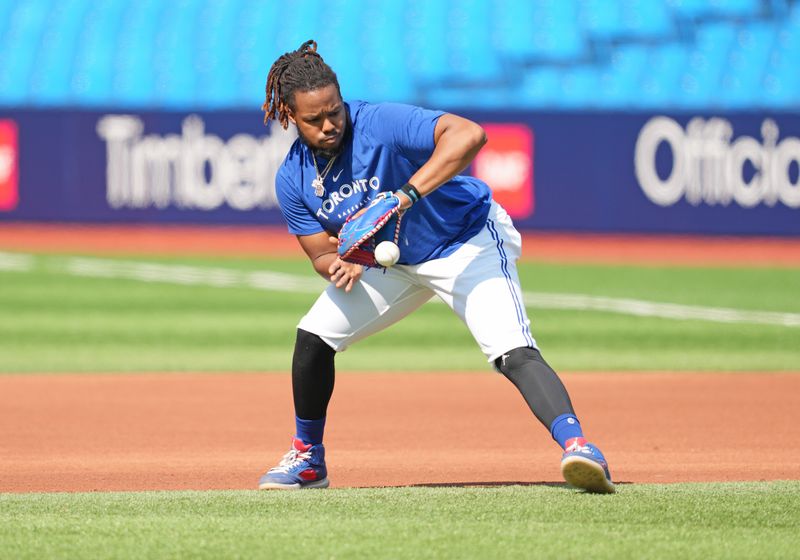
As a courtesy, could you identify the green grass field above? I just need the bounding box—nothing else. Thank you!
[2,249,799,558]
[2,483,798,559]
[1,251,798,373]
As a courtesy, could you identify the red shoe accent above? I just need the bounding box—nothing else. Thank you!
[299,468,319,481]
[292,437,312,452]
[564,437,587,452]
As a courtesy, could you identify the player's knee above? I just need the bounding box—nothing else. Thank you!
[494,346,543,376]
[295,328,335,359]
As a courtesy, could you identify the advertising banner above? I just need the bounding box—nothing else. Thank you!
[472,123,534,219]
[1,108,798,235]
[0,120,18,211]
[0,110,296,225]
[471,111,800,235]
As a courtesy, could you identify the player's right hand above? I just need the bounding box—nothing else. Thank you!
[328,257,363,292]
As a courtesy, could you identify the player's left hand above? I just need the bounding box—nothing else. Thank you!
[337,193,402,266]
[328,255,363,292]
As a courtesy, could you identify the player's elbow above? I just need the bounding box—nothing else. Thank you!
[467,123,488,150]
[440,114,487,150]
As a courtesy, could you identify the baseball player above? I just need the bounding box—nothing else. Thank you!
[257,40,615,493]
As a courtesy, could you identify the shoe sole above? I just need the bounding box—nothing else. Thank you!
[561,456,616,494]
[258,477,330,490]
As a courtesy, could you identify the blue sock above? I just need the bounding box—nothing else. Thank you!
[295,416,326,445]
[550,414,584,449]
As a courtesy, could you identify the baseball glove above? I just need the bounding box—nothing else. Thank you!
[337,193,402,267]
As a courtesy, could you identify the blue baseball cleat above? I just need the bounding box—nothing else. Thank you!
[258,437,329,490]
[561,441,616,494]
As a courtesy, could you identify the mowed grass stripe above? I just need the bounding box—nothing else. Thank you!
[1,483,798,559]
[3,252,799,327]
[2,252,798,372]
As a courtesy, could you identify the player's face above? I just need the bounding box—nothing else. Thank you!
[289,85,346,157]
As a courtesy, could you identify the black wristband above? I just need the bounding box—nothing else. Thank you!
[399,183,421,205]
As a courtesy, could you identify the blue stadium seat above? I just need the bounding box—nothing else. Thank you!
[762,19,800,106]
[580,0,674,41]
[194,0,241,108]
[113,0,163,106]
[619,0,675,38]
[425,85,511,110]
[516,66,562,108]
[719,22,778,108]
[0,0,52,104]
[28,0,91,105]
[0,0,20,65]
[30,0,90,105]
[638,42,691,108]
[404,0,449,84]
[0,0,796,111]
[555,65,602,108]
[359,0,413,102]
[233,0,281,108]
[545,1,586,60]
[445,0,503,83]
[272,0,323,61]
[71,1,128,105]
[491,0,538,60]
[494,0,586,63]
[676,22,737,107]
[596,43,649,108]
[324,0,375,100]
[669,0,761,19]
[579,0,625,40]
[152,0,202,107]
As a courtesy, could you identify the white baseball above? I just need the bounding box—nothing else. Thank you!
[374,241,400,267]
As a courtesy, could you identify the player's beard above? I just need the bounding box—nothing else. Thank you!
[314,144,339,160]
[302,115,351,160]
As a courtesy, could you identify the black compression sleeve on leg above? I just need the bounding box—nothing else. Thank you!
[292,328,336,420]
[495,347,576,429]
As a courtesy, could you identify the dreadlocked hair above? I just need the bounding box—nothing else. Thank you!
[262,39,341,129]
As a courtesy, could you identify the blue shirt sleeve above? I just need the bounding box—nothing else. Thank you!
[358,103,444,166]
[275,168,325,236]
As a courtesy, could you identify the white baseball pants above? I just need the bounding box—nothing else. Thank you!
[298,201,537,362]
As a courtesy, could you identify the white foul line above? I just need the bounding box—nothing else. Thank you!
[2,252,798,328]
[63,257,325,293]
[0,252,35,271]
[521,292,800,327]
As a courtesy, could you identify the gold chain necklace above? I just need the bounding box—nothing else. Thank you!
[311,152,338,197]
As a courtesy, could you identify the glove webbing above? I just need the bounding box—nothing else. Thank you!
[388,212,403,244]
[351,214,403,268]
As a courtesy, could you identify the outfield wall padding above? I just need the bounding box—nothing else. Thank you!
[0,109,798,235]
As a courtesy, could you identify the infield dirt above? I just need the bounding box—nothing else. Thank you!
[2,372,799,492]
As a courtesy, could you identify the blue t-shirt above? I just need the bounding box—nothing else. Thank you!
[275,100,492,265]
